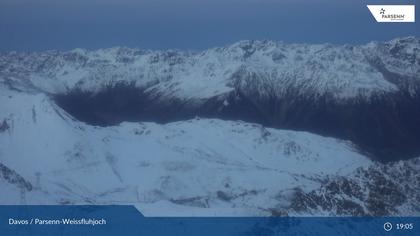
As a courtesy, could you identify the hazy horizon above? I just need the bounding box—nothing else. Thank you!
[0,0,419,52]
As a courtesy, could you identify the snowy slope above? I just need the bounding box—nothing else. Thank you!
[1,38,419,216]
[0,85,377,216]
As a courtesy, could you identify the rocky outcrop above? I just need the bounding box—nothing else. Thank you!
[0,163,32,191]
[284,158,420,216]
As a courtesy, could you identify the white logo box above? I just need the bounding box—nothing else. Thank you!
[367,5,415,22]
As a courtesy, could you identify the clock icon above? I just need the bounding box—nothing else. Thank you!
[384,222,393,232]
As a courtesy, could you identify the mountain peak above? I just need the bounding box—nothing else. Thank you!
[0,37,419,100]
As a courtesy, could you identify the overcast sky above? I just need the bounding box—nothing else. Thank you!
[0,0,419,51]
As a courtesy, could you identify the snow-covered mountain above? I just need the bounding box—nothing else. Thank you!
[1,37,419,161]
[1,37,419,99]
[0,38,419,216]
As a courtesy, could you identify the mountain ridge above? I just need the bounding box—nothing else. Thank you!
[0,38,420,215]
[1,36,419,99]
[0,85,419,216]
[1,37,420,162]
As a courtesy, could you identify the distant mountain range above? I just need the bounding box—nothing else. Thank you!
[0,37,419,216]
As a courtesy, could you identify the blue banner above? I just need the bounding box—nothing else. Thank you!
[0,205,419,236]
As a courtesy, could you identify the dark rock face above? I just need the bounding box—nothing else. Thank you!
[54,81,420,162]
[53,82,269,126]
[55,83,202,125]
[234,90,420,162]
[0,119,10,133]
[0,163,32,191]
[286,158,420,216]
[287,178,367,216]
